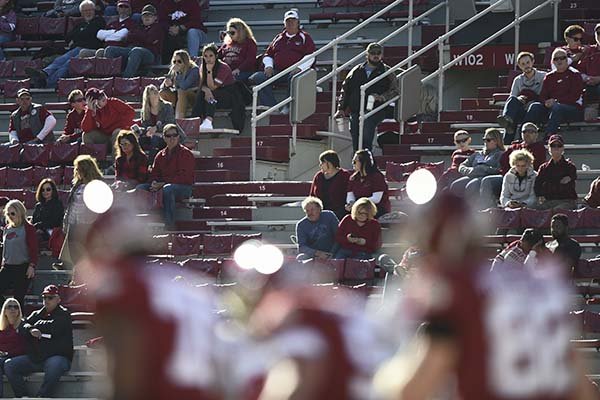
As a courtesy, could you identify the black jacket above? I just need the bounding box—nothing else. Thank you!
[32,198,64,232]
[67,16,106,50]
[23,305,73,362]
[337,60,400,114]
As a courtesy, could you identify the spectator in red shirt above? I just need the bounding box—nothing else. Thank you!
[112,130,148,191]
[159,0,208,62]
[534,134,577,210]
[0,298,26,398]
[524,48,585,138]
[81,87,135,154]
[310,150,351,219]
[192,43,246,132]
[576,23,600,101]
[136,123,194,229]
[79,0,135,58]
[249,9,316,110]
[57,89,86,143]
[346,149,390,218]
[7,89,56,144]
[438,130,475,191]
[218,18,257,82]
[556,24,586,69]
[104,4,163,77]
[334,198,381,259]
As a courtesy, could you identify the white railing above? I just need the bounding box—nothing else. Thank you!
[356,0,561,148]
[250,0,450,178]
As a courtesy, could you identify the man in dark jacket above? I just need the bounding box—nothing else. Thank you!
[547,213,581,271]
[4,285,73,398]
[534,134,577,210]
[25,0,105,88]
[335,42,400,151]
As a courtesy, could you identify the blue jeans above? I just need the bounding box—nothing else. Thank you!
[105,46,156,78]
[235,71,253,82]
[524,102,583,135]
[0,356,7,397]
[350,109,387,152]
[187,28,208,57]
[44,47,81,88]
[502,96,527,143]
[136,183,192,228]
[248,69,291,107]
[480,175,503,209]
[4,355,71,397]
[0,34,13,61]
[334,247,372,260]
[451,176,483,199]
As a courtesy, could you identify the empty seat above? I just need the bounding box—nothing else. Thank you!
[13,59,42,78]
[0,144,21,166]
[581,207,600,229]
[203,233,233,256]
[520,208,551,229]
[63,166,74,187]
[20,144,51,166]
[385,161,418,183]
[69,57,95,77]
[176,118,201,136]
[179,258,221,278]
[0,60,13,78]
[79,143,107,161]
[113,77,140,97]
[342,258,376,283]
[49,142,79,165]
[141,76,164,88]
[33,165,64,186]
[6,167,34,188]
[94,57,122,77]
[4,79,30,98]
[15,17,40,38]
[39,16,67,36]
[307,258,345,283]
[486,208,521,230]
[85,77,113,96]
[57,77,85,98]
[171,234,202,256]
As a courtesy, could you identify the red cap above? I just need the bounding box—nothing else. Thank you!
[548,134,564,146]
[42,284,59,296]
[85,87,105,101]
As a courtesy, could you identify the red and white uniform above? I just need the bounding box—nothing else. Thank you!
[409,261,576,400]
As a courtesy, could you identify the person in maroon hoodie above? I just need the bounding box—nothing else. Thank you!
[104,4,163,77]
[136,123,194,229]
[310,150,351,220]
[249,9,316,109]
[334,198,381,259]
[79,0,135,58]
[534,134,578,210]
[575,23,600,101]
[81,87,136,154]
[218,18,257,82]
[524,47,585,138]
[160,0,208,62]
[0,298,26,398]
[438,130,475,191]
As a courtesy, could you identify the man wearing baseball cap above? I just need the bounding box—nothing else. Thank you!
[4,285,73,397]
[249,8,316,110]
[575,23,600,102]
[534,134,578,210]
[104,4,163,77]
[335,42,399,151]
[7,88,56,144]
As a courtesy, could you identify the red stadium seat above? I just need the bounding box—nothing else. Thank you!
[581,207,600,229]
[49,142,79,165]
[4,79,30,98]
[23,190,35,209]
[202,233,233,255]
[33,165,64,187]
[150,234,171,255]
[0,60,13,78]
[0,144,21,165]
[15,17,40,37]
[0,167,6,187]
[20,144,51,166]
[232,233,262,249]
[554,209,583,229]
[308,258,345,283]
[63,166,74,187]
[94,57,122,77]
[85,77,114,96]
[385,160,418,183]
[69,58,95,78]
[113,77,141,97]
[176,118,201,136]
[13,59,42,78]
[57,77,85,98]
[39,16,67,36]
[79,143,107,161]
[6,167,34,188]
[520,208,551,229]
[180,258,221,278]
[171,234,202,256]
[487,208,521,229]
[343,258,376,283]
[141,76,164,89]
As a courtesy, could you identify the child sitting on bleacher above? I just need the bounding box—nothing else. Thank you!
[437,130,475,191]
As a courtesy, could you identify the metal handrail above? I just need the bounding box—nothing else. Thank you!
[250,0,409,178]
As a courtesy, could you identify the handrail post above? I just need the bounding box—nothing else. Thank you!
[292,123,297,155]
[514,0,520,70]
[330,42,338,131]
[408,0,413,67]
[445,0,450,34]
[358,88,366,151]
[437,40,444,121]
[553,0,559,42]
[251,91,258,180]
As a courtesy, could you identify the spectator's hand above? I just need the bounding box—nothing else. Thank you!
[26,265,35,279]
[30,328,42,339]
[345,202,354,212]
[373,94,385,102]
[544,98,556,108]
[355,237,366,246]
[232,69,240,77]
[346,233,356,243]
[507,200,521,209]
[264,66,274,78]
[463,166,474,176]
[169,26,180,36]
[588,76,600,85]
[147,126,157,137]
[150,181,164,191]
[9,138,18,145]
[560,176,572,184]
[517,95,528,104]
[572,52,584,63]
[164,77,173,87]
[203,87,214,102]
[538,196,546,204]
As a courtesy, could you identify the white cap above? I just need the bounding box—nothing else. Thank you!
[284,9,299,21]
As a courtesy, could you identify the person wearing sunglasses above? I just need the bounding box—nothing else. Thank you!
[451,128,505,206]
[218,18,257,82]
[523,48,585,139]
[160,49,200,119]
[0,200,37,309]
[497,52,546,143]
[57,89,87,143]
[554,24,586,69]
[574,23,600,103]
[0,298,26,398]
[438,130,475,191]
[32,178,64,243]
[136,123,194,229]
[7,88,56,145]
[334,197,381,259]
[4,285,73,398]
[533,134,578,210]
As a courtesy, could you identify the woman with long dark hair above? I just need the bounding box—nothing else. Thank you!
[32,178,64,241]
[192,43,246,132]
[113,130,148,191]
[346,149,390,218]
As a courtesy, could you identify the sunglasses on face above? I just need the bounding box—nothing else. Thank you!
[484,138,495,142]
[550,143,563,148]
[455,138,469,144]
[42,295,57,300]
[7,211,16,217]
[20,96,31,101]
[164,133,178,138]
[173,59,183,64]
[120,141,132,147]
[553,56,567,61]
[357,211,369,216]
[522,129,537,134]
[5,305,18,310]
[570,36,582,42]
[42,187,52,192]
[227,30,236,35]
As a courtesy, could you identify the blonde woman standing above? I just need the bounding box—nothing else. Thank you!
[159,49,200,119]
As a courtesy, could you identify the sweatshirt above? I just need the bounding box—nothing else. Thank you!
[500,167,537,207]
[509,69,546,102]
[159,0,205,32]
[458,148,503,178]
[335,215,381,256]
[23,305,73,363]
[539,67,585,108]
[150,144,195,185]
[296,210,339,257]
[81,98,135,136]
[499,141,546,174]
[534,156,577,200]
[263,29,316,71]
[218,40,258,72]
[126,22,164,59]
